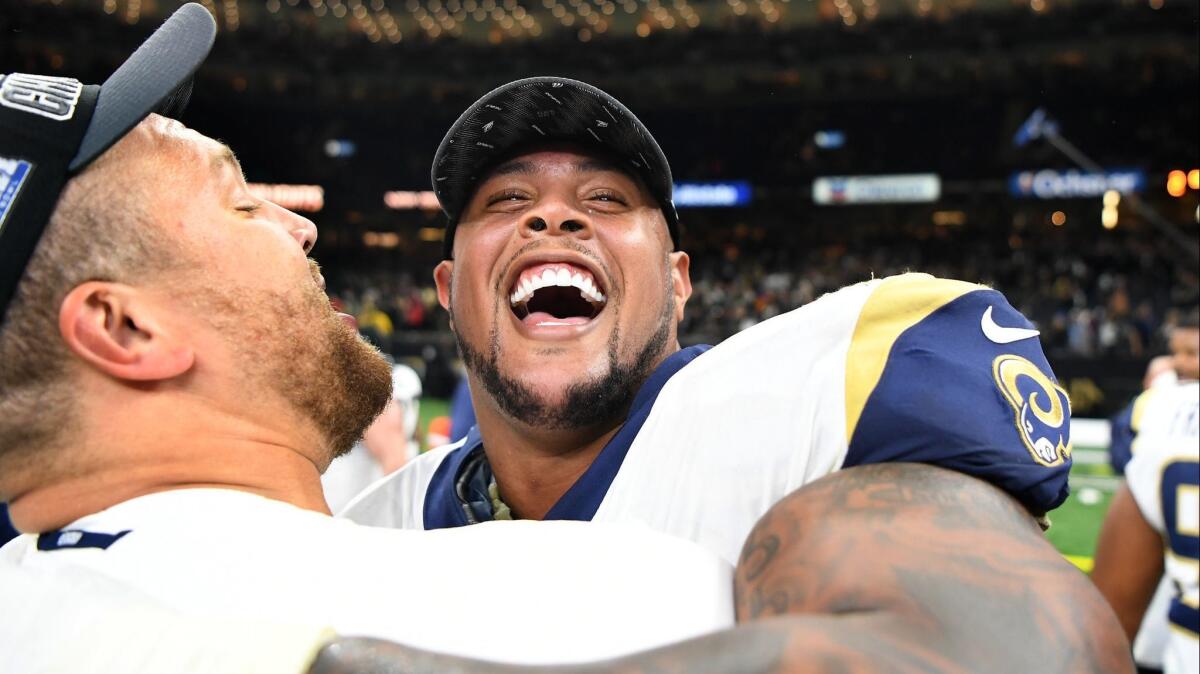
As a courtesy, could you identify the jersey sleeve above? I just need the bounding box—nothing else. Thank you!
[1124,445,1167,532]
[842,274,1072,514]
[1107,399,1137,475]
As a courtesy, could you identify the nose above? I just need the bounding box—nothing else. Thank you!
[265,200,318,253]
[520,196,591,243]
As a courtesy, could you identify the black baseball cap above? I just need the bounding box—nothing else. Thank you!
[0,3,217,325]
[432,76,680,259]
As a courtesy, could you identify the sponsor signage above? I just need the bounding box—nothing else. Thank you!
[812,174,941,205]
[1009,169,1145,199]
[672,181,752,207]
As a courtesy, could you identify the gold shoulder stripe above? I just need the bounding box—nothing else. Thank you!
[845,273,980,444]
[1130,388,1158,435]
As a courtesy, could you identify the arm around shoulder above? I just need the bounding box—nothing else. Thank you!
[732,462,1133,674]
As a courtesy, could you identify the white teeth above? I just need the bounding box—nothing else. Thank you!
[509,264,608,307]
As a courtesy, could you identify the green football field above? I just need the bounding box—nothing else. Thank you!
[417,399,1114,569]
[1046,447,1118,572]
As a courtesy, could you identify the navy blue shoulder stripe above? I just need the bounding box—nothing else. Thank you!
[37,528,131,551]
[423,426,483,529]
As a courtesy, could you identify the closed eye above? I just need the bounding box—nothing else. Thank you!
[486,189,530,205]
[586,190,627,207]
[236,203,262,214]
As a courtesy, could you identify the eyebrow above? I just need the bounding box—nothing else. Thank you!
[210,144,246,180]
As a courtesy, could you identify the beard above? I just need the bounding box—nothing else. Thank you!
[193,265,393,463]
[453,268,675,432]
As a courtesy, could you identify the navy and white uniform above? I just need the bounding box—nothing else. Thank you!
[1123,381,1200,674]
[343,273,1074,565]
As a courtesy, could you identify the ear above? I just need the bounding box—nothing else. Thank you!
[668,251,692,324]
[433,260,455,330]
[58,282,195,382]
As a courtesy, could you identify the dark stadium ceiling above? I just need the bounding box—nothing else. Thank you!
[34,0,1142,44]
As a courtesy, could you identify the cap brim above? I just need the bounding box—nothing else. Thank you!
[68,3,216,171]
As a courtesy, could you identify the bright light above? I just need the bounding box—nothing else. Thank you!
[248,184,325,212]
[1101,208,1118,229]
[932,210,967,226]
[1167,170,1188,197]
[363,232,401,248]
[1051,211,1067,226]
[1102,189,1120,208]
[1189,169,1199,191]
[383,190,441,210]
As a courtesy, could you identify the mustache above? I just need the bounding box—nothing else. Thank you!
[308,258,325,289]
[492,239,611,297]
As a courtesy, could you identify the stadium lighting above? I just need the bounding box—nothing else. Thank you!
[932,210,967,226]
[1051,211,1067,227]
[1189,169,1200,191]
[1167,170,1188,198]
[1101,190,1120,229]
[247,184,325,212]
[362,231,401,248]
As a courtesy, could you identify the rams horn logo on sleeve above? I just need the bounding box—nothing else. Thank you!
[992,354,1072,467]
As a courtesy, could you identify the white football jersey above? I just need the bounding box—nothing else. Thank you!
[1,562,329,674]
[1124,381,1200,674]
[343,273,1073,565]
[0,488,732,665]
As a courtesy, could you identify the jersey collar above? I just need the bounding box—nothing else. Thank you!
[423,344,712,529]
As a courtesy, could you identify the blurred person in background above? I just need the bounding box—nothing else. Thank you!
[322,362,423,513]
[1106,353,1185,673]
[1092,310,1200,674]
[1111,355,1181,476]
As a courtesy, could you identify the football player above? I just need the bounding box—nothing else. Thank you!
[0,9,733,665]
[1094,312,1200,674]
[342,76,1131,671]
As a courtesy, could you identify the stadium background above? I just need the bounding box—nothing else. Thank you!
[2,0,1198,567]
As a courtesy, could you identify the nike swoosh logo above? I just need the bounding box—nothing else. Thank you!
[981,305,1041,344]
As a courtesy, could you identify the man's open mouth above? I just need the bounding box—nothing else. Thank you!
[509,262,607,326]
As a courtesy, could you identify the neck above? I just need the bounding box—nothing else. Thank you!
[4,392,331,533]
[472,404,623,520]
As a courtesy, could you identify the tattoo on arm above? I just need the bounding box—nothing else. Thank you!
[732,463,1134,674]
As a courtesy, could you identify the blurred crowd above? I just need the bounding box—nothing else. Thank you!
[330,215,1199,362]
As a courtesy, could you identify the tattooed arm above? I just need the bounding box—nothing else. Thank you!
[307,463,1132,674]
[730,462,1133,674]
